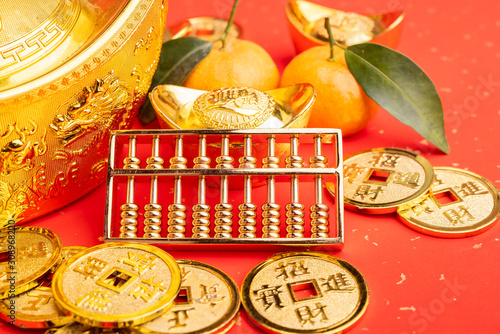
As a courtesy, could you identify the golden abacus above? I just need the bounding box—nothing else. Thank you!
[104,129,344,249]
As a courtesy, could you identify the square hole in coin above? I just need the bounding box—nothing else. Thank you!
[431,188,462,207]
[96,268,137,293]
[174,287,192,305]
[288,280,322,303]
[364,168,393,185]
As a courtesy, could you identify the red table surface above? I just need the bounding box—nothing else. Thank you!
[4,0,500,333]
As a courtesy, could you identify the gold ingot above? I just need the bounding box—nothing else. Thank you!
[0,0,167,226]
[0,226,62,299]
[136,259,240,334]
[52,242,181,328]
[165,17,242,42]
[340,148,434,214]
[285,0,405,53]
[241,251,368,334]
[150,84,315,130]
[398,167,500,238]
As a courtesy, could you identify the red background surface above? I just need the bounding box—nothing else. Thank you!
[4,0,500,333]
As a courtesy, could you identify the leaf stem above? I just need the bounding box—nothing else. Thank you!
[325,17,335,61]
[220,0,240,49]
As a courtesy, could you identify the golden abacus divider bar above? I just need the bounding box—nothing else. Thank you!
[143,135,164,239]
[119,135,140,238]
[286,134,305,238]
[167,135,188,238]
[109,168,339,176]
[192,134,211,239]
[238,134,258,238]
[214,135,234,238]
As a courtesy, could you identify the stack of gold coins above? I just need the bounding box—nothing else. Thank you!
[0,227,244,334]
[333,147,500,238]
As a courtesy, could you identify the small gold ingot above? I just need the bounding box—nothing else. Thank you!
[285,0,405,53]
[136,260,240,334]
[0,226,62,299]
[150,84,315,131]
[241,252,369,334]
[341,147,434,214]
[397,167,500,238]
[165,17,242,42]
[51,242,181,328]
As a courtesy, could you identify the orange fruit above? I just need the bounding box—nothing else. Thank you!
[280,45,379,136]
[183,39,280,91]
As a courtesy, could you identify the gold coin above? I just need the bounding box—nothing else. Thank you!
[241,252,368,334]
[61,246,88,262]
[0,283,73,328]
[46,322,134,333]
[50,246,88,274]
[136,259,240,334]
[341,148,434,214]
[0,226,62,299]
[192,87,276,130]
[52,242,181,328]
[397,167,500,237]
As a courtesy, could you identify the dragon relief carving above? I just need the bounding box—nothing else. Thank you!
[50,71,132,163]
[0,120,47,175]
[0,162,79,226]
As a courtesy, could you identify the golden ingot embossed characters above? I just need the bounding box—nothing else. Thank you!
[311,12,383,46]
[0,226,62,299]
[397,167,500,238]
[241,252,368,334]
[193,88,276,130]
[150,84,315,130]
[340,148,434,214]
[136,259,240,334]
[52,243,181,327]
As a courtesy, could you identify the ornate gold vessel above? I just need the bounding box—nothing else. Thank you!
[285,0,405,53]
[0,0,167,226]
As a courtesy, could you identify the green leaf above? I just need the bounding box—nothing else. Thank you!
[344,43,450,154]
[138,37,213,124]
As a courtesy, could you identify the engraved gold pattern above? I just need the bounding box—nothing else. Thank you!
[0,120,47,175]
[0,0,153,107]
[134,27,157,55]
[0,0,81,75]
[193,88,275,130]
